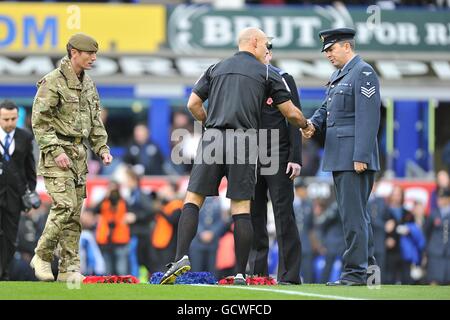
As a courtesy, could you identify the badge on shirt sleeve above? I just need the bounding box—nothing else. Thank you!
[361,85,376,98]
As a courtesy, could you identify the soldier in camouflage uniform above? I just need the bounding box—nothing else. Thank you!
[30,33,113,282]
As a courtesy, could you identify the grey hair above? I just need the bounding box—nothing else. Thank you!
[339,39,355,51]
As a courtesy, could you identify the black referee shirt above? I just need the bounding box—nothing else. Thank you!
[193,51,292,130]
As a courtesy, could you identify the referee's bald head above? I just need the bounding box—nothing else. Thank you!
[238,27,272,63]
[238,28,265,45]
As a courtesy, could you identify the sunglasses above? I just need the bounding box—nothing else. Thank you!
[266,42,273,50]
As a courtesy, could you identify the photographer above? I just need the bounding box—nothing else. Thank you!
[0,100,38,280]
[94,181,131,275]
[150,183,182,273]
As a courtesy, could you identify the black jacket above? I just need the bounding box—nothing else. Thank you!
[261,66,302,165]
[0,128,37,213]
[127,188,154,236]
[123,140,166,176]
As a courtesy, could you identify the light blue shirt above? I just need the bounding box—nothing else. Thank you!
[340,54,358,73]
[0,127,15,156]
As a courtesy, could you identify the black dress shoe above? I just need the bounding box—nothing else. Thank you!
[326,279,365,286]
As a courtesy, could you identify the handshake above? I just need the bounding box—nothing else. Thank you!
[300,119,315,139]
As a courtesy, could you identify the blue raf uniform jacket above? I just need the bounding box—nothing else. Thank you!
[310,55,381,171]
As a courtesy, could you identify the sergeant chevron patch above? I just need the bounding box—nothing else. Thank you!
[361,86,376,98]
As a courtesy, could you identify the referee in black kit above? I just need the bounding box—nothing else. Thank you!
[248,45,303,285]
[160,27,313,285]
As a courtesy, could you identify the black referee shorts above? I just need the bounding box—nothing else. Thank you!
[187,129,258,200]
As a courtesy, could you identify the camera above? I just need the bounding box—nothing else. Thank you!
[22,189,42,211]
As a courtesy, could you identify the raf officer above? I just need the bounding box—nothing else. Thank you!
[302,28,381,286]
[31,33,113,282]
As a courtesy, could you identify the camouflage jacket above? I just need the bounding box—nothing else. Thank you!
[32,56,109,177]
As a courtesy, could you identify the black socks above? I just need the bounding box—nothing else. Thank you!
[175,203,199,261]
[233,213,253,276]
[175,204,253,277]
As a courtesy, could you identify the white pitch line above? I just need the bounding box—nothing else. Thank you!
[194,284,366,300]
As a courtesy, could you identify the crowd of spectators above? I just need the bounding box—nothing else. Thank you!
[8,162,450,284]
[8,103,448,284]
[6,99,447,284]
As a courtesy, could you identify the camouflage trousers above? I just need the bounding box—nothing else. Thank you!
[35,173,86,273]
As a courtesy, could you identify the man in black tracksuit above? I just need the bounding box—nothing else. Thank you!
[248,48,303,284]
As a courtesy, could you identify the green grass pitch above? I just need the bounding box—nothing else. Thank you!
[0,282,449,300]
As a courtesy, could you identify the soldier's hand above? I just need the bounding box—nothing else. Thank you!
[101,153,113,166]
[286,162,301,180]
[54,153,72,170]
[354,161,368,173]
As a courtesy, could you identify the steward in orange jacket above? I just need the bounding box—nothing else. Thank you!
[150,197,183,272]
[96,197,130,245]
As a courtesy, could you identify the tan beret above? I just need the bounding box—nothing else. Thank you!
[68,33,98,52]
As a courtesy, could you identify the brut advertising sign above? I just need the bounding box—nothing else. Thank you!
[167,5,450,53]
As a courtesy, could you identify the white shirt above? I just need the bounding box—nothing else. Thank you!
[0,127,15,156]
